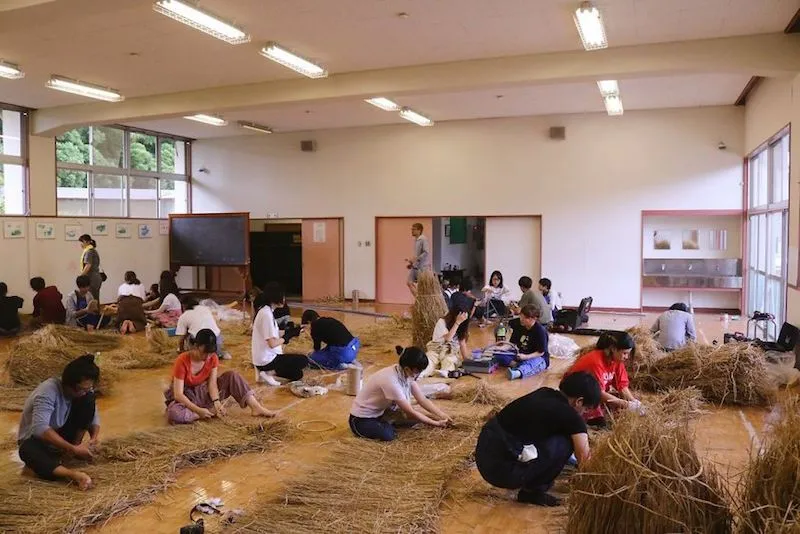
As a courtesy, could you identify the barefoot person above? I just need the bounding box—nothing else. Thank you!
[405,222,431,297]
[17,354,102,490]
[475,372,601,507]
[165,328,274,424]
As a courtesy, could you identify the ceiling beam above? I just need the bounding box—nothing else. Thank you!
[32,33,800,136]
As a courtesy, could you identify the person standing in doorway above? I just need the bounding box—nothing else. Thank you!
[78,235,103,303]
[405,222,431,297]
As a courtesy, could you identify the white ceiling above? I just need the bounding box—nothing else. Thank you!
[0,0,797,135]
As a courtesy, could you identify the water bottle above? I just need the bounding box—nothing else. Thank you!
[495,320,507,342]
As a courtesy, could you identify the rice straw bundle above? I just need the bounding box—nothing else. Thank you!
[574,343,597,359]
[411,271,448,349]
[230,402,491,534]
[0,385,34,412]
[566,407,732,534]
[0,419,290,534]
[28,324,122,352]
[640,387,705,420]
[632,342,776,406]
[450,380,510,410]
[146,328,175,356]
[315,295,345,304]
[626,324,666,370]
[738,395,800,533]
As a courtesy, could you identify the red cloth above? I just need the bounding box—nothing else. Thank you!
[172,352,219,387]
[566,349,629,420]
[32,286,66,324]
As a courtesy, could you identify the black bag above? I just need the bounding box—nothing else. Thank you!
[100,270,108,282]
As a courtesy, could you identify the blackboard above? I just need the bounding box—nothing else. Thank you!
[169,213,249,266]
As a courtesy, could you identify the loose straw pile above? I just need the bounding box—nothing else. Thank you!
[449,380,510,410]
[411,271,448,349]
[0,419,290,534]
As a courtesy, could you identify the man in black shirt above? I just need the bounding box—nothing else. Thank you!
[475,372,601,506]
[301,310,360,370]
[0,282,24,336]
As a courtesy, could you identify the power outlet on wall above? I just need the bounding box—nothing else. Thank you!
[365,241,371,247]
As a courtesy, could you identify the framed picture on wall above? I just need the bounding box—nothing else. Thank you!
[3,221,24,239]
[138,224,152,238]
[653,230,671,250]
[115,223,131,238]
[93,221,109,236]
[682,230,699,250]
[159,220,169,235]
[35,222,55,239]
[64,224,82,241]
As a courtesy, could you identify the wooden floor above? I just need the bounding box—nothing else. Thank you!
[0,308,778,533]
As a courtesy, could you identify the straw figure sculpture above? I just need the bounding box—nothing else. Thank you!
[0,419,290,534]
[738,395,800,533]
[411,271,448,349]
[566,403,733,534]
[631,342,776,406]
[230,401,492,534]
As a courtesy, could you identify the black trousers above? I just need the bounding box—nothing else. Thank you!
[256,353,309,382]
[475,417,573,493]
[18,393,96,479]
[475,299,507,320]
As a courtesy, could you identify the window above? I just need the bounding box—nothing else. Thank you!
[746,129,790,336]
[55,126,190,218]
[0,106,28,215]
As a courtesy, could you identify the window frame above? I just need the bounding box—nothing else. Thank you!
[0,102,31,215]
[55,124,191,218]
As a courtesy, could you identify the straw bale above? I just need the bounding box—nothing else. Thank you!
[29,324,122,352]
[231,402,491,533]
[566,407,733,534]
[632,342,776,406]
[738,395,800,533]
[411,271,448,349]
[0,385,33,412]
[0,419,290,534]
[626,324,666,370]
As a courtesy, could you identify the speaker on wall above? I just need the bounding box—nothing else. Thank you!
[300,140,317,152]
[549,126,566,140]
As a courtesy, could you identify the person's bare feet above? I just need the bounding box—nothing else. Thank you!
[71,471,93,490]
[251,406,276,418]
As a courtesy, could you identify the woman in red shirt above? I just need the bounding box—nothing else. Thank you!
[566,331,641,425]
[164,328,275,424]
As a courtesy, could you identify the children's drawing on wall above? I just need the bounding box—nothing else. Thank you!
[653,230,671,250]
[35,223,55,240]
[682,229,699,250]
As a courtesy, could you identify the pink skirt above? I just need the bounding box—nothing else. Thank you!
[152,309,181,328]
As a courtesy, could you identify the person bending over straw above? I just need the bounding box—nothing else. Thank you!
[564,331,642,426]
[17,354,101,490]
[421,305,470,378]
[301,309,361,370]
[165,328,275,424]
[475,372,601,507]
[349,346,452,441]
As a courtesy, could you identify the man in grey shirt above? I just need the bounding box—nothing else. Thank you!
[17,354,101,490]
[405,222,431,297]
[651,303,697,350]
[513,276,554,325]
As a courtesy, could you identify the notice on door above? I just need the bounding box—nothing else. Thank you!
[313,222,326,243]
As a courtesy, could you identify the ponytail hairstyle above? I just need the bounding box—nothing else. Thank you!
[124,271,141,285]
[596,331,636,363]
[79,234,97,248]
[395,345,429,373]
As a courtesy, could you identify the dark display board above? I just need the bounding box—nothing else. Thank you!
[169,213,249,266]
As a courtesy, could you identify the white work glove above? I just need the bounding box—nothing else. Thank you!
[518,444,539,463]
[627,399,645,415]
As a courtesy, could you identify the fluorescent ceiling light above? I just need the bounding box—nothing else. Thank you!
[597,80,619,97]
[260,42,327,79]
[153,0,250,44]
[238,121,273,134]
[603,94,624,116]
[574,1,607,51]
[184,114,228,126]
[0,60,24,79]
[365,97,400,111]
[46,75,124,102]
[399,108,434,127]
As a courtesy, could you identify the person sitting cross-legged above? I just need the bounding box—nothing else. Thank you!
[301,310,361,370]
[507,305,550,380]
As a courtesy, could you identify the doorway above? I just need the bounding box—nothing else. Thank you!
[431,216,486,290]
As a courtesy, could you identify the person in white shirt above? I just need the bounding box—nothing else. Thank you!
[475,270,512,325]
[349,346,452,441]
[251,282,308,386]
[422,307,470,378]
[117,271,147,301]
[145,288,182,328]
[175,297,230,359]
[538,278,562,312]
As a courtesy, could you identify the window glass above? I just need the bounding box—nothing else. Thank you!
[56,127,90,164]
[93,174,127,217]
[0,109,22,156]
[129,175,158,218]
[0,163,25,214]
[130,132,157,172]
[91,126,124,167]
[56,169,89,216]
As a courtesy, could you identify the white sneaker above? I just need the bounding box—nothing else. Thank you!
[258,371,281,386]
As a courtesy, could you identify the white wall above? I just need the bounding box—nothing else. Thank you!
[0,216,170,313]
[191,106,745,309]
[28,135,56,216]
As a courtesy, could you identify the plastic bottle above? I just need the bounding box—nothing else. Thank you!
[495,320,507,342]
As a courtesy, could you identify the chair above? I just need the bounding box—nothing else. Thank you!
[756,322,800,352]
[552,296,593,331]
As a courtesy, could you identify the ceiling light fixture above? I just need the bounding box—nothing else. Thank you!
[365,97,400,111]
[153,0,250,44]
[574,1,607,51]
[603,94,624,116]
[0,60,24,79]
[46,75,124,102]
[399,107,434,127]
[184,114,228,126]
[596,79,619,97]
[259,42,327,78]
[238,120,273,134]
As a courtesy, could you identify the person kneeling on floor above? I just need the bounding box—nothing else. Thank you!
[301,309,360,370]
[165,328,275,424]
[252,283,308,386]
[17,354,101,490]
[507,305,550,380]
[349,346,452,441]
[475,371,601,507]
